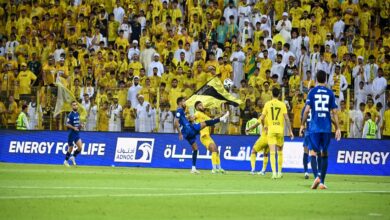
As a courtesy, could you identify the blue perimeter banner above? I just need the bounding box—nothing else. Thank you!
[0,130,389,176]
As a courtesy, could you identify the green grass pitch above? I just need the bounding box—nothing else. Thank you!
[0,163,389,220]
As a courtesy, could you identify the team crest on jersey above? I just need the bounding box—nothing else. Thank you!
[114,138,154,163]
[176,112,181,117]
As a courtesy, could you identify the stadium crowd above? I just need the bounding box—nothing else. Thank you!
[0,0,389,139]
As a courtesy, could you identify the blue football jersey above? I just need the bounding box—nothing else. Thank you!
[175,108,190,130]
[306,86,337,133]
[67,111,80,134]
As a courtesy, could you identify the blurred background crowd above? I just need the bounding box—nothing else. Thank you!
[0,0,389,138]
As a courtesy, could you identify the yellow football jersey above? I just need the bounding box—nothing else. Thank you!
[194,111,211,137]
[262,99,287,134]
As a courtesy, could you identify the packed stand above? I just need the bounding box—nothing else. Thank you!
[0,0,389,139]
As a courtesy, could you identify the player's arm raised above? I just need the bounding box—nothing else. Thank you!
[300,105,310,137]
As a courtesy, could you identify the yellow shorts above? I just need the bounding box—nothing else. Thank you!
[267,133,284,146]
[200,135,215,149]
[253,135,269,154]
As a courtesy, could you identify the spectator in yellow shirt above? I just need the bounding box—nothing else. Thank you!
[17,63,37,100]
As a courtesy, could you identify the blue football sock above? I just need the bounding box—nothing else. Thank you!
[192,150,198,166]
[317,156,322,176]
[310,155,318,178]
[65,152,71,160]
[303,153,309,172]
[320,156,328,184]
[205,118,220,126]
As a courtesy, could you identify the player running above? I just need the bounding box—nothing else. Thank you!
[194,101,225,174]
[64,101,83,167]
[174,97,229,174]
[245,115,270,175]
[300,70,341,190]
[259,88,294,179]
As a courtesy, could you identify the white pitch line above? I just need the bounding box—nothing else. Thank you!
[0,186,235,192]
[0,190,389,200]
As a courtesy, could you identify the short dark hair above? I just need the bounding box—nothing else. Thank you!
[272,87,280,98]
[316,70,327,83]
[194,101,202,109]
[366,112,371,118]
[22,104,28,110]
[177,97,185,105]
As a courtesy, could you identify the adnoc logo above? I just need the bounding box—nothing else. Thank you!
[114,138,154,163]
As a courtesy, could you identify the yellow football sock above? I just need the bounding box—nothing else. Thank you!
[250,153,256,171]
[262,156,269,171]
[216,153,220,165]
[277,150,283,173]
[211,152,218,166]
[270,151,276,174]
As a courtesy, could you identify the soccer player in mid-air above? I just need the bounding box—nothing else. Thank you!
[174,97,229,174]
[259,88,294,179]
[300,70,341,189]
[194,101,225,174]
[245,114,270,175]
[64,101,83,167]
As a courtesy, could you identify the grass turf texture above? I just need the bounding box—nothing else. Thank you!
[0,163,389,220]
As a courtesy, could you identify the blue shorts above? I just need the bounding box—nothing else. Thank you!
[68,132,81,147]
[183,123,201,145]
[308,133,331,153]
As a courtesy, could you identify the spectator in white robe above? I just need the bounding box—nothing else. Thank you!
[127,76,142,108]
[372,68,387,106]
[364,55,379,93]
[324,33,336,55]
[113,1,125,24]
[296,28,310,54]
[315,54,329,76]
[239,19,253,47]
[159,103,174,133]
[271,54,285,85]
[139,40,156,74]
[86,99,98,131]
[148,53,164,77]
[80,77,94,100]
[109,97,123,132]
[210,42,224,60]
[310,44,320,79]
[276,12,292,42]
[223,1,238,25]
[296,46,310,81]
[352,56,366,92]
[127,40,140,62]
[230,45,246,88]
[282,43,295,65]
[333,13,345,47]
[266,39,277,63]
[135,95,153,132]
[27,96,41,130]
[349,102,365,138]
[260,15,272,37]
[355,81,368,109]
[237,2,251,30]
[289,30,300,57]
